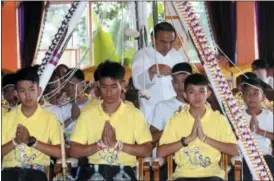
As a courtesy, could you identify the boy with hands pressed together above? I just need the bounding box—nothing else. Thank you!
[2,67,61,181]
[157,73,239,181]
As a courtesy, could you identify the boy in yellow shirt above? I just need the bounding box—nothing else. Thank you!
[70,61,152,181]
[157,73,239,181]
[1,67,61,181]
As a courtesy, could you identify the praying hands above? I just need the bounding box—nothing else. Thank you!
[15,124,30,145]
[101,121,117,147]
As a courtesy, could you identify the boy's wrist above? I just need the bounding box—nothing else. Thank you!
[185,136,194,145]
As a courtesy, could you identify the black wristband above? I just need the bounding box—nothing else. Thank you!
[180,137,188,147]
[27,136,37,147]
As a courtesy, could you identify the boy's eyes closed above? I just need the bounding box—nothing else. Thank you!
[19,89,25,93]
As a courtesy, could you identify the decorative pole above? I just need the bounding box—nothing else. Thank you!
[60,124,67,181]
[37,1,88,98]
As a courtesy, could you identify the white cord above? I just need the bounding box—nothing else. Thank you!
[214,43,248,79]
[150,2,160,77]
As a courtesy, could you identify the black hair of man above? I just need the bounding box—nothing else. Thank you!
[241,77,265,94]
[172,62,193,75]
[93,60,111,82]
[32,64,40,72]
[15,67,39,86]
[151,22,176,39]
[67,68,85,81]
[56,64,69,71]
[98,61,125,81]
[252,59,269,70]
[2,73,17,88]
[184,73,208,91]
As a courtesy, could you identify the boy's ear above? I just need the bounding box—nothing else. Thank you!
[183,92,187,101]
[206,88,212,99]
[38,87,42,97]
[120,80,126,89]
[261,93,266,102]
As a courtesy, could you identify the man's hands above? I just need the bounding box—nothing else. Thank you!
[148,64,172,80]
[15,124,30,144]
[101,121,117,147]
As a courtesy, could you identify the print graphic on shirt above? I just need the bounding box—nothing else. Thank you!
[183,147,211,168]
[14,144,36,165]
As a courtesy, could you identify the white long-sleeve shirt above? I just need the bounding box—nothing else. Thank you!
[132,46,185,123]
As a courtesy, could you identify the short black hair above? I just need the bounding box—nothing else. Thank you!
[236,72,257,85]
[241,77,264,93]
[172,62,193,75]
[151,22,176,38]
[2,73,17,88]
[15,67,39,86]
[32,64,40,72]
[56,64,69,70]
[252,59,269,70]
[94,60,111,82]
[67,68,85,81]
[184,73,208,91]
[98,61,125,81]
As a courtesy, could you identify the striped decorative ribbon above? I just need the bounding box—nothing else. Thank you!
[38,1,88,96]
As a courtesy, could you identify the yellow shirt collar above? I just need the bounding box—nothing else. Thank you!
[184,104,213,123]
[17,104,42,120]
[98,100,125,118]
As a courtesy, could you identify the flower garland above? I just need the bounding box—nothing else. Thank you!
[97,140,123,166]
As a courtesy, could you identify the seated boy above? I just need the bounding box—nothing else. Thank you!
[157,73,239,181]
[69,61,152,181]
[229,77,274,181]
[2,73,18,115]
[1,67,61,181]
[150,62,192,143]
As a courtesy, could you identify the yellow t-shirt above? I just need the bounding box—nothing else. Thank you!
[70,101,152,167]
[2,105,61,167]
[81,98,100,113]
[2,106,9,117]
[160,105,237,179]
[81,99,135,114]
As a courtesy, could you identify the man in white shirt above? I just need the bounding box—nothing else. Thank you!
[150,62,192,143]
[252,59,274,89]
[132,22,185,124]
[229,78,274,181]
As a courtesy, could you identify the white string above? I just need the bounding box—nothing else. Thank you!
[214,42,248,79]
[150,2,160,77]
[44,80,93,108]
[43,25,100,100]
[121,2,125,66]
